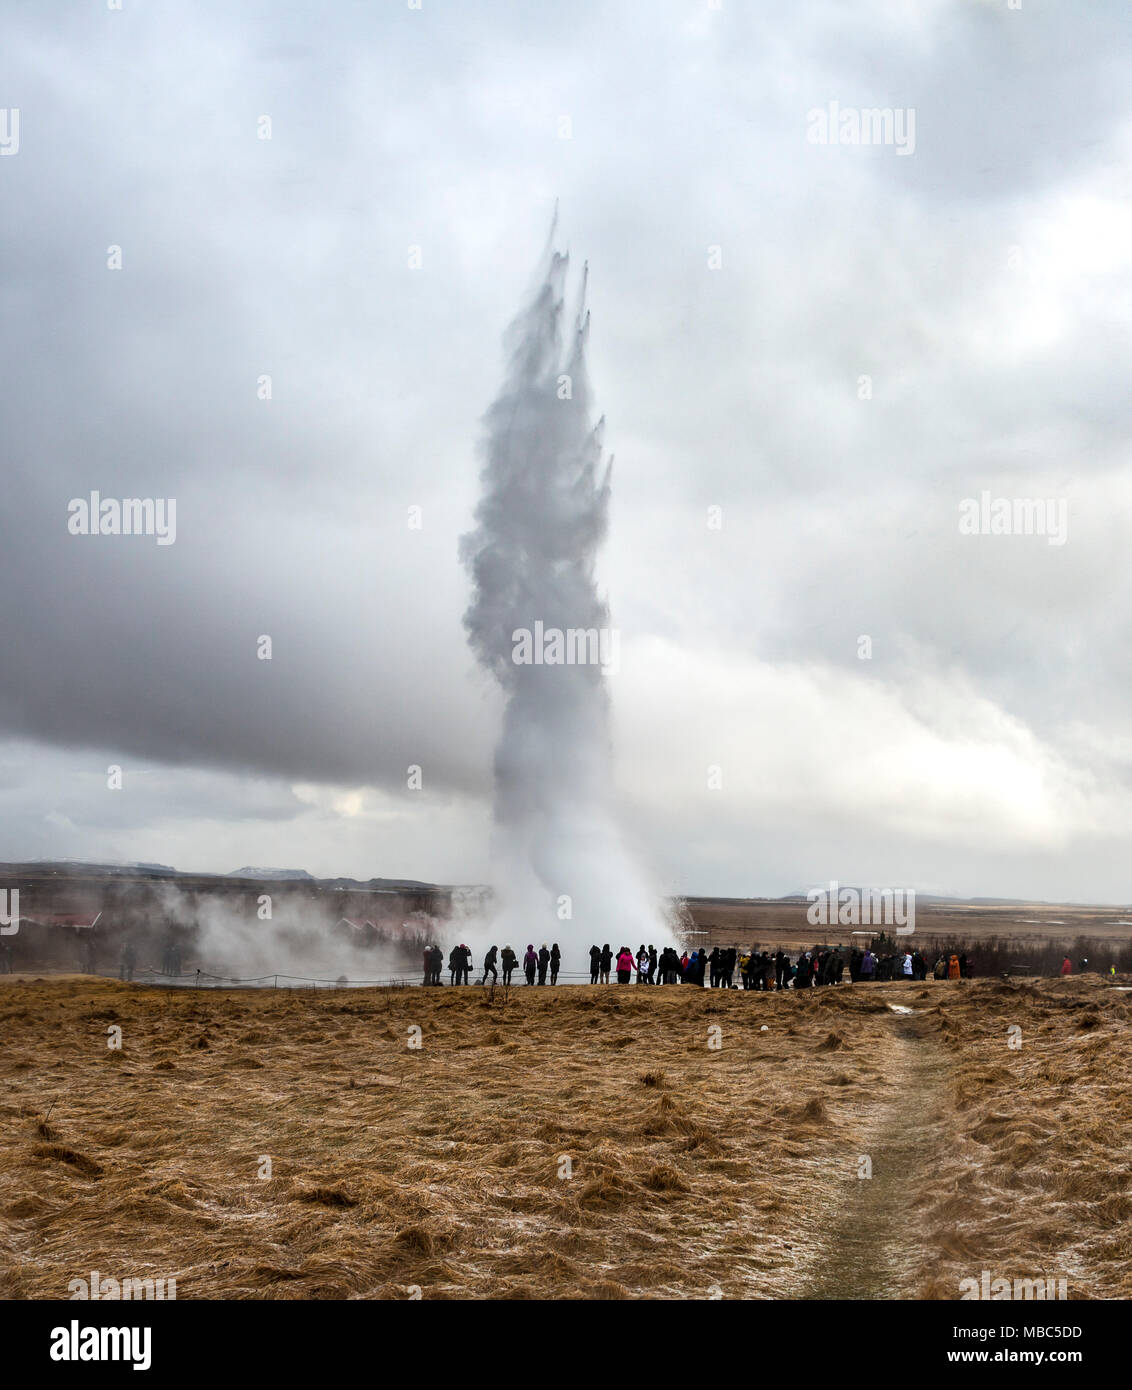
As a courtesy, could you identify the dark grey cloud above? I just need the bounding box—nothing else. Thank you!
[2,0,1130,897]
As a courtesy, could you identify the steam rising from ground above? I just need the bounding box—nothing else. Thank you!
[155,885,427,984]
[460,233,665,960]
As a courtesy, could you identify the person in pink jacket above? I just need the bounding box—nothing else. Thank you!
[616,947,634,984]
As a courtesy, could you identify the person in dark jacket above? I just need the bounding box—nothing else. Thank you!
[455,944,472,985]
[589,944,601,984]
[537,944,550,985]
[448,946,461,986]
[819,950,835,987]
[501,945,517,985]
[550,943,561,984]
[482,945,498,985]
[708,946,721,988]
[599,943,613,984]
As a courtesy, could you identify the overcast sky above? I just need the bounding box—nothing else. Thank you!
[2,0,1131,902]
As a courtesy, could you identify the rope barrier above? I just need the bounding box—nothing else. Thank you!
[93,965,672,989]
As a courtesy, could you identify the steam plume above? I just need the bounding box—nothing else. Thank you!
[460,231,663,955]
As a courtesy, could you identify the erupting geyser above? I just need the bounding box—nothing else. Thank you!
[460,230,665,956]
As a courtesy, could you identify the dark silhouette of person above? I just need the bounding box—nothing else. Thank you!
[119,939,136,982]
[550,943,561,984]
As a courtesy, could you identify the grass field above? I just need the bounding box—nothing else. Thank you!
[2,973,1130,1300]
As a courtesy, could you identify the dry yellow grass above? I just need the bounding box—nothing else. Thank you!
[1,973,1129,1299]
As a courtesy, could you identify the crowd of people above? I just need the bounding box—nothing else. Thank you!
[421,940,978,987]
[585,943,973,987]
[421,942,562,986]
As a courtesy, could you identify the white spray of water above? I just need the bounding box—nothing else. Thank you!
[459,232,666,968]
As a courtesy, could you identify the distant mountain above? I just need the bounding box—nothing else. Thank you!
[6,860,447,891]
[28,858,177,876]
[227,867,315,881]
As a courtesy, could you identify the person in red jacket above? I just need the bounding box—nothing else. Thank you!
[616,947,634,984]
[1060,955,1072,976]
